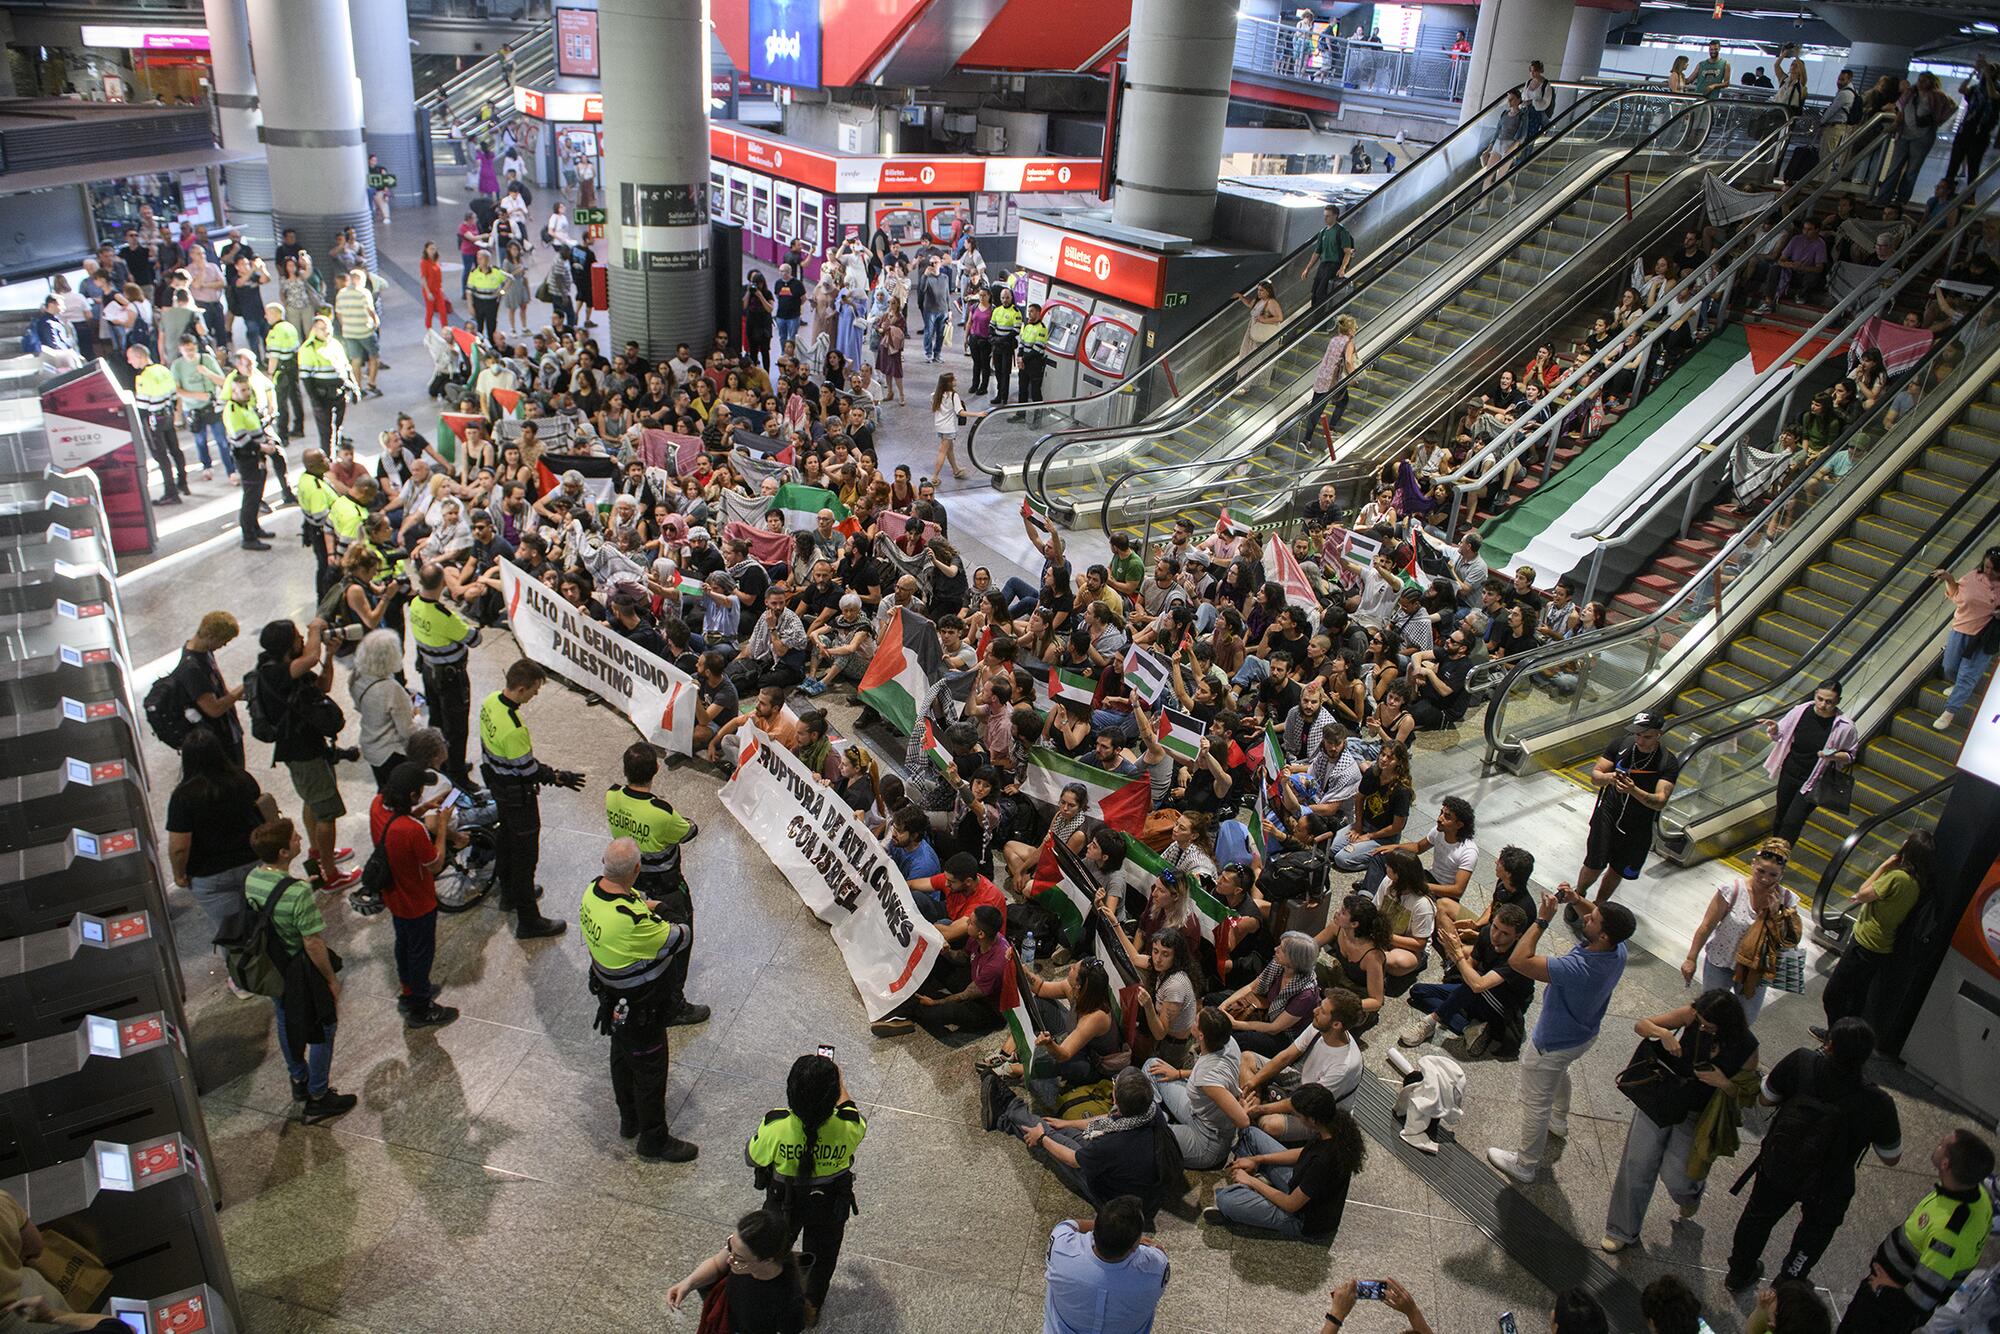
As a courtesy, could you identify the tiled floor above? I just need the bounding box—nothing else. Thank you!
[105,183,1984,1334]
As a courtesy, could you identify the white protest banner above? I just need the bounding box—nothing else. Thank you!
[719,735,945,1019]
[499,559,698,756]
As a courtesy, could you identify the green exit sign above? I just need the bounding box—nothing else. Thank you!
[1162,292,1188,307]
[573,207,607,225]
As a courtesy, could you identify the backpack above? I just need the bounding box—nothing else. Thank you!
[1756,1080,1852,1190]
[213,874,302,998]
[351,823,402,918]
[1843,88,1867,126]
[1263,848,1329,903]
[242,668,282,744]
[144,658,195,748]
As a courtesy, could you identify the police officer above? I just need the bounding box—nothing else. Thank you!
[1836,1130,1995,1334]
[225,346,296,506]
[466,248,509,345]
[1017,302,1050,404]
[747,1053,867,1325]
[298,313,358,452]
[221,376,277,550]
[580,836,699,1163]
[478,657,577,940]
[607,742,707,1026]
[987,286,1022,406]
[126,344,188,504]
[263,301,305,441]
[326,474,375,569]
[411,563,478,787]
[296,449,338,597]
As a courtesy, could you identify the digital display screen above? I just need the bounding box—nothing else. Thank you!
[74,832,99,858]
[118,1313,147,1334]
[87,1016,119,1058]
[80,918,105,943]
[97,1148,130,1184]
[748,0,821,87]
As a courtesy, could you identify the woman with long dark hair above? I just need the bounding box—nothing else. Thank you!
[1206,1082,1367,1237]
[745,1054,866,1326]
[164,726,270,931]
[1821,829,1934,1025]
[1134,926,1203,1067]
[1313,893,1390,1031]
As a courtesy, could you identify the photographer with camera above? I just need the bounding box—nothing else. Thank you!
[251,618,359,894]
[478,657,577,940]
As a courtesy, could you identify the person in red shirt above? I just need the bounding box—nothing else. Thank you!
[370,763,459,1029]
[907,851,1008,945]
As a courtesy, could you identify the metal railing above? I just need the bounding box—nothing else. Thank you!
[1233,14,1475,102]
[416,19,554,143]
[1809,780,1949,935]
[1079,95,1788,533]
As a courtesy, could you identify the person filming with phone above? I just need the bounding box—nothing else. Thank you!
[745,1052,867,1328]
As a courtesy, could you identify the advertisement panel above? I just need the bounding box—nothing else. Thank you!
[748,0,822,87]
[40,363,153,556]
[555,7,600,78]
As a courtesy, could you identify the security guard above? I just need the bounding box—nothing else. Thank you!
[580,837,698,1163]
[1017,302,1050,404]
[220,377,276,550]
[1838,1130,1994,1334]
[297,313,358,452]
[478,657,578,939]
[987,286,1022,406]
[263,301,305,441]
[465,248,509,345]
[326,474,375,567]
[747,1053,867,1324]
[411,563,478,787]
[607,742,707,1026]
[296,449,338,597]
[225,347,296,506]
[125,344,188,504]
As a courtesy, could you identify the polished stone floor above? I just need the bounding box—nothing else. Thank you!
[107,188,1984,1334]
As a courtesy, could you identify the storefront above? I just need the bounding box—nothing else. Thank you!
[704,124,1102,281]
[509,86,601,197]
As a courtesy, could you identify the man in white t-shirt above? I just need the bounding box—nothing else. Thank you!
[1236,989,1364,1142]
[1361,795,1478,906]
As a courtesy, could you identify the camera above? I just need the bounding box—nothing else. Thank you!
[338,623,366,642]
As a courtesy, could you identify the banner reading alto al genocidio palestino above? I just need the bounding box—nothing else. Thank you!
[499,559,698,757]
[719,734,944,1019]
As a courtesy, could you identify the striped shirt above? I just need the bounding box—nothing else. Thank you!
[333,285,377,338]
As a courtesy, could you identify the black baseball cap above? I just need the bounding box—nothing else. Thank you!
[1630,711,1667,732]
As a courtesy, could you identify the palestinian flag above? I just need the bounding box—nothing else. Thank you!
[1001,953,1038,1070]
[1407,528,1454,583]
[858,607,943,735]
[1265,723,1285,782]
[772,483,859,536]
[1122,644,1170,707]
[918,718,953,774]
[1027,836,1097,949]
[1021,493,1053,525]
[1048,666,1099,709]
[436,412,483,465]
[1154,704,1205,764]
[1264,537,1323,611]
[1118,834,1245,982]
[1020,747,1149,834]
[450,326,484,382]
[490,386,524,419]
[534,453,620,510]
[1088,909,1145,1048]
[877,510,939,546]
[1216,509,1249,540]
[721,519,793,565]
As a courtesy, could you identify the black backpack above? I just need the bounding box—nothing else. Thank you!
[243,668,282,744]
[1757,1085,1851,1189]
[1263,848,1329,904]
[144,658,194,748]
[213,875,302,998]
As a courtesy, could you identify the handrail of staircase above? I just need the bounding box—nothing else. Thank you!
[1474,258,2000,762]
[1083,94,1789,531]
[1809,778,1952,934]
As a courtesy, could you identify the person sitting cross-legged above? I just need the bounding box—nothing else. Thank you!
[1238,987,1365,1142]
[1203,1082,1366,1239]
[1400,902,1535,1058]
[984,1066,1175,1223]
[870,903,1011,1041]
[1145,1005,1251,1170]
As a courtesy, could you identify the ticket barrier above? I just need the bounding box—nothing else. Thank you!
[0,912,186,1050]
[1,1134,239,1323]
[0,713,149,853]
[0,1011,214,1188]
[0,563,124,644]
[0,633,134,717]
[0,527,118,577]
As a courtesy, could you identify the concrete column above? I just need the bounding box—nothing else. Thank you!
[600,0,713,359]
[1560,5,1614,82]
[245,0,375,272]
[346,0,424,208]
[1112,0,1239,242]
[1458,0,1576,123]
[202,0,274,252]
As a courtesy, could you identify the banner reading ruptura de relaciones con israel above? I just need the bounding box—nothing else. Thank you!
[499,559,697,756]
[719,735,943,1019]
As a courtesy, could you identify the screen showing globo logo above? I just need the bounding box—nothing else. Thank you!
[749,0,820,87]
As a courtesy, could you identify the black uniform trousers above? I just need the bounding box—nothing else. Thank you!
[308,525,336,601]
[768,1177,856,1309]
[1836,1283,1927,1334]
[1727,1166,1853,1285]
[638,870,694,1010]
[308,385,346,452]
[485,769,542,915]
[990,335,1017,405]
[422,664,473,787]
[274,365,305,438]
[1019,347,1047,403]
[142,410,189,498]
[234,448,266,542]
[609,1016,671,1155]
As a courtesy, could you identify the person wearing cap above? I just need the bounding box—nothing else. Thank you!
[870,901,1012,1039]
[1574,711,1683,906]
[369,762,460,1029]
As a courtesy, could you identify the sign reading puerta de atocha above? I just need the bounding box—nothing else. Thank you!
[618,183,711,272]
[748,0,821,87]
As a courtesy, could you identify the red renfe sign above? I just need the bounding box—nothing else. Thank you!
[709,127,1101,197]
[1015,219,1165,306]
[876,160,986,192]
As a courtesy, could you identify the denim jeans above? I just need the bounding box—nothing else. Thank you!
[187,862,254,932]
[1328,827,1382,873]
[1146,1066,1231,1169]
[392,910,438,1010]
[923,311,947,360]
[1408,980,1478,1034]
[1231,655,1271,689]
[1000,576,1040,618]
[1213,1126,1304,1234]
[1701,957,1769,1027]
[774,316,801,352]
[273,1003,336,1098]
[1090,708,1139,741]
[190,414,233,473]
[1943,629,1994,713]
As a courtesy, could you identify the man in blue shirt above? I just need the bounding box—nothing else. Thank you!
[887,807,944,915]
[1487,883,1633,1184]
[1044,1196,1170,1334]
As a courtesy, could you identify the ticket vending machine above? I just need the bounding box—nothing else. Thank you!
[2,1134,238,1323]
[1076,301,1147,399]
[0,912,184,1050]
[0,1011,215,1183]
[1035,284,1094,402]
[870,198,926,248]
[922,198,969,247]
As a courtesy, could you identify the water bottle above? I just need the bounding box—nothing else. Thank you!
[1021,932,1037,968]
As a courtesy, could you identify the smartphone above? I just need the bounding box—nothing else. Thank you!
[816,1044,835,1059]
[1356,1280,1388,1301]
[1499,1315,1519,1334]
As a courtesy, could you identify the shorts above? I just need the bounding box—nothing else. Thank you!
[287,756,347,822]
[1584,807,1651,879]
[342,332,380,363]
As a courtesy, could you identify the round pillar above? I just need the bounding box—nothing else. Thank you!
[347,0,424,208]
[1560,5,1614,82]
[1459,0,1576,123]
[1111,0,1239,242]
[600,0,714,360]
[203,0,275,251]
[245,0,376,272]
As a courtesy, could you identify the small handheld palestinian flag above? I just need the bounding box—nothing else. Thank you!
[1154,704,1205,765]
[1215,509,1249,540]
[1265,722,1285,784]
[918,718,953,775]
[436,412,484,465]
[1021,492,1053,526]
[1048,666,1099,709]
[1026,835,1098,950]
[1122,644,1170,707]
[489,386,524,419]
[1087,909,1145,1048]
[1001,954,1040,1076]
[772,482,859,535]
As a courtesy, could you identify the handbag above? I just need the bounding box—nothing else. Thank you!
[1814,763,1855,814]
[694,1273,732,1334]
[1616,1037,1697,1126]
[1770,946,1808,995]
[1249,321,1279,345]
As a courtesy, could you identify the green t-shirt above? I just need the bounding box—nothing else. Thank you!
[244,866,325,954]
[1110,550,1145,588]
[1850,868,1919,954]
[1317,223,1354,264]
[172,354,220,403]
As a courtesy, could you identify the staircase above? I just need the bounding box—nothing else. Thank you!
[416,21,555,149]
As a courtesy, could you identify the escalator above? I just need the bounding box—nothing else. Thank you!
[964,80,1642,481]
[1049,97,1791,531]
[415,20,555,150]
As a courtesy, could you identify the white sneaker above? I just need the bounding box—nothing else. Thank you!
[1934,710,1956,730]
[1486,1147,1536,1184]
[1398,1016,1437,1047]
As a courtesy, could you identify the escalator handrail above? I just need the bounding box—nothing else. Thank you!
[966,78,1627,480]
[1475,259,2000,759]
[1809,778,1952,933]
[416,21,554,125]
[1436,114,1898,504]
[1013,84,1672,491]
[1084,95,1790,527]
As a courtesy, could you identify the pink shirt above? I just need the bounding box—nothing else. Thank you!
[1951,570,1998,634]
[1314,332,1354,395]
